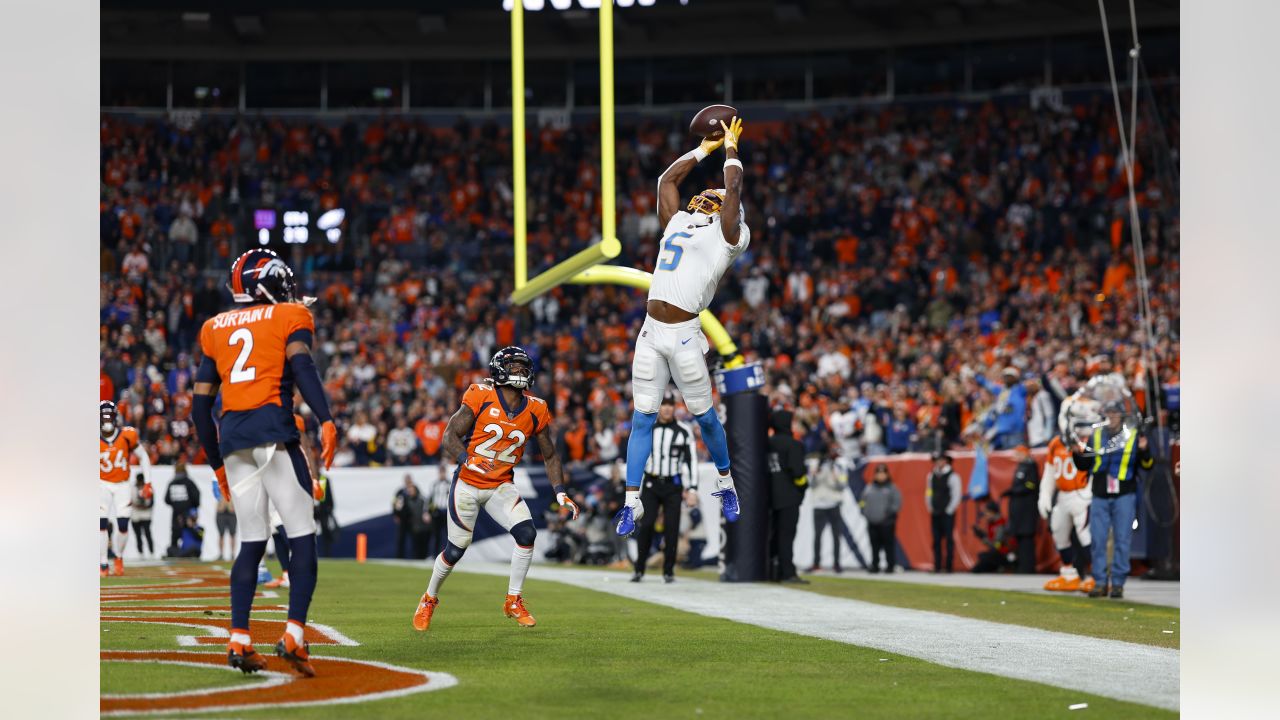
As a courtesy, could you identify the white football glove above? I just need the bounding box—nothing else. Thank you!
[1037,496,1053,520]
[556,491,580,520]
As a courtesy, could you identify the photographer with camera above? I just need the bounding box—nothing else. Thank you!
[971,500,1015,573]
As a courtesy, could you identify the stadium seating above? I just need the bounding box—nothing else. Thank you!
[99,88,1180,468]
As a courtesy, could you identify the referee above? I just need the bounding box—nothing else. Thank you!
[631,394,698,584]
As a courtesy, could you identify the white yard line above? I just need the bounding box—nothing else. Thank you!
[810,568,1181,608]
[402,561,1178,712]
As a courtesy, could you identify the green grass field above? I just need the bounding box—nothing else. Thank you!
[101,561,1175,719]
[102,659,267,694]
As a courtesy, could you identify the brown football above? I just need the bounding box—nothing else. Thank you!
[690,104,738,139]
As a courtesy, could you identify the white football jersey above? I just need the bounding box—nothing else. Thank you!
[647,210,750,315]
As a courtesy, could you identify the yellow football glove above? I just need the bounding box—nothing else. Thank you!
[698,134,724,156]
[719,116,744,152]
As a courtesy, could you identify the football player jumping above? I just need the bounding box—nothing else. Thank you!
[192,249,338,677]
[412,346,577,632]
[614,116,749,537]
[99,400,151,576]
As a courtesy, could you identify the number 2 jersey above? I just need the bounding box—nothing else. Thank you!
[458,382,552,490]
[197,302,314,454]
[647,210,751,315]
[100,427,140,482]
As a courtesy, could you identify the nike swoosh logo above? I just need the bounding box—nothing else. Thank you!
[681,338,692,345]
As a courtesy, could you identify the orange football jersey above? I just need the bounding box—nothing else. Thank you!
[100,427,140,483]
[198,302,315,413]
[458,382,552,489]
[199,302,315,453]
[1043,435,1089,492]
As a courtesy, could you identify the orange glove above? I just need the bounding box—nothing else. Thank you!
[140,483,154,500]
[466,457,497,475]
[312,479,326,502]
[320,421,338,470]
[214,466,231,500]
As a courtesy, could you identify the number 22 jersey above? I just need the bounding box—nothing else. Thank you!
[198,302,314,454]
[458,382,552,490]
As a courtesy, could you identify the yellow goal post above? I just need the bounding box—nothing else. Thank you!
[506,0,741,366]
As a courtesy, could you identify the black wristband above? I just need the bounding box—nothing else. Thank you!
[552,485,566,497]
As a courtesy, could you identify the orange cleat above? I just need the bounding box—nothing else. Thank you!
[264,572,290,589]
[1044,573,1080,592]
[100,565,109,578]
[503,594,536,627]
[113,557,125,576]
[412,593,439,632]
[275,628,316,678]
[227,640,268,674]
[1078,577,1097,594]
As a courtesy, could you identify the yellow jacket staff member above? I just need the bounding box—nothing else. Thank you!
[1072,406,1153,599]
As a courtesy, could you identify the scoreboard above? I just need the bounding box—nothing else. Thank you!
[253,207,346,246]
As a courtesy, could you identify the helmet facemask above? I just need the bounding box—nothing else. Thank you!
[687,188,725,216]
[501,359,533,389]
[100,402,118,436]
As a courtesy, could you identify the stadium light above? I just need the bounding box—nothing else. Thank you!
[317,208,345,230]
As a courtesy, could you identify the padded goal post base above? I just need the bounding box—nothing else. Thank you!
[716,363,770,582]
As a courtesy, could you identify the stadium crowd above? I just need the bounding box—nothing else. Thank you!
[100,88,1180,491]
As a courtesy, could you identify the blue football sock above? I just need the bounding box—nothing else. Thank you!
[694,408,731,473]
[274,525,291,574]
[286,533,319,626]
[231,540,268,630]
[625,410,658,491]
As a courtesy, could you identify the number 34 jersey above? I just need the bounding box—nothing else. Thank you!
[198,302,314,454]
[458,382,552,490]
[100,427,140,482]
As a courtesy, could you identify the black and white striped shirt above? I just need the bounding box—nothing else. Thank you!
[645,420,697,488]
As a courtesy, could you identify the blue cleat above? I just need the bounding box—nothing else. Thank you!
[712,488,740,522]
[613,505,637,537]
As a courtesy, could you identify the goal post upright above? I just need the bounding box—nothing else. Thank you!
[506,0,741,368]
[599,0,616,254]
[511,0,527,291]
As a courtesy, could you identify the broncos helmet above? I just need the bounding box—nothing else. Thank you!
[687,188,725,216]
[490,346,534,390]
[101,400,118,436]
[1059,395,1102,448]
[228,249,297,305]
